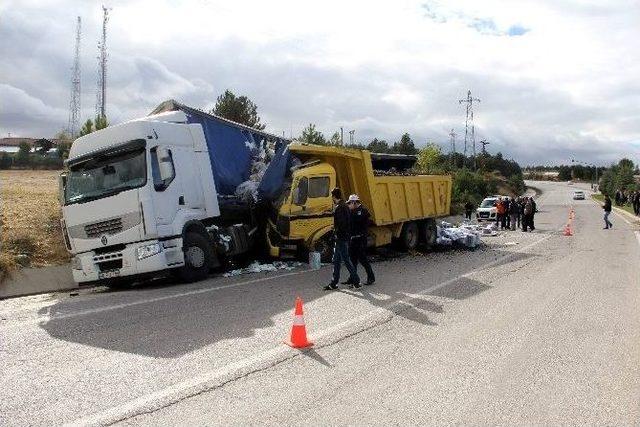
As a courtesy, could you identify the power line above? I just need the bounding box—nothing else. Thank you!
[96,5,110,119]
[67,16,82,137]
[458,90,481,169]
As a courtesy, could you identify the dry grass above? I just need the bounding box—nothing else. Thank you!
[0,170,70,271]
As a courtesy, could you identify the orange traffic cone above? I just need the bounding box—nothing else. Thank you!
[563,223,573,236]
[285,297,313,349]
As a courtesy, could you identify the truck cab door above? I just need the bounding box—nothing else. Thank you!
[150,145,182,225]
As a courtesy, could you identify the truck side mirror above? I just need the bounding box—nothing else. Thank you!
[58,173,67,206]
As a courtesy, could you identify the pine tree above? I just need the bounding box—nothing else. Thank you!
[211,89,265,130]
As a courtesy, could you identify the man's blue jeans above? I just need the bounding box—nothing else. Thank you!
[332,239,360,285]
[604,211,612,228]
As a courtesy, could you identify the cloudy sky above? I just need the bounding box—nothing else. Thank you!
[1,0,639,165]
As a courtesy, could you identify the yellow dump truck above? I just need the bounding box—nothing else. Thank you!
[267,144,452,261]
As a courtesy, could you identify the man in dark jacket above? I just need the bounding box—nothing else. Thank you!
[464,201,474,221]
[324,188,361,290]
[603,194,613,229]
[346,194,375,286]
[530,197,537,230]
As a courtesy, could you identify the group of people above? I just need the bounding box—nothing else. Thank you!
[496,196,537,232]
[323,187,376,291]
[465,196,538,232]
[614,189,640,216]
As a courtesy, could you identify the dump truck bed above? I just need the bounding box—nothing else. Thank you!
[288,144,451,225]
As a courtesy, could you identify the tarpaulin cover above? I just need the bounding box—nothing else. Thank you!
[150,100,289,198]
[257,144,292,201]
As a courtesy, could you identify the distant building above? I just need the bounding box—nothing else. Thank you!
[0,137,62,156]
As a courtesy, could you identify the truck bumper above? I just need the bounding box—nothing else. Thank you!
[71,238,184,285]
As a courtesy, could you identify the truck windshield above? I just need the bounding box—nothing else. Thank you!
[65,148,147,205]
[480,199,496,208]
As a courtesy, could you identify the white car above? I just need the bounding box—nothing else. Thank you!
[573,190,585,200]
[476,196,506,222]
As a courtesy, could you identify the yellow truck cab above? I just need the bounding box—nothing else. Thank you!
[267,143,452,261]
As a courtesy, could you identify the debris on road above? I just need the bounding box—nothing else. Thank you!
[222,261,303,277]
[436,221,482,249]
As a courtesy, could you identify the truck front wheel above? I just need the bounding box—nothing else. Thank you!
[178,232,213,283]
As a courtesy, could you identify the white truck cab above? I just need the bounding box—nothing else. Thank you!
[61,111,222,285]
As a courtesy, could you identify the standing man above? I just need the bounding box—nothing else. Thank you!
[323,188,361,290]
[509,197,518,231]
[464,200,474,221]
[603,194,613,229]
[522,198,533,232]
[530,197,537,231]
[346,194,375,286]
[634,191,640,216]
[496,198,505,229]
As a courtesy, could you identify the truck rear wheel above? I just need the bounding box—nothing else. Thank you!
[397,221,419,251]
[178,232,212,283]
[419,219,437,248]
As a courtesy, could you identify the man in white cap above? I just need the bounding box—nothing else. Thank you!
[345,194,375,286]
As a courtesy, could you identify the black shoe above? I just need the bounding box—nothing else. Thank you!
[323,283,338,291]
[365,280,375,286]
[350,282,362,289]
[603,227,609,229]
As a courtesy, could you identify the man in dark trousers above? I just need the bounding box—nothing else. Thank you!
[464,200,474,221]
[346,194,375,286]
[530,197,537,230]
[603,194,613,229]
[323,188,361,290]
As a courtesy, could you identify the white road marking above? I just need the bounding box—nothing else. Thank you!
[0,270,311,331]
[66,233,554,427]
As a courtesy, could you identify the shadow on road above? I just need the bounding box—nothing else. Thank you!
[37,246,537,359]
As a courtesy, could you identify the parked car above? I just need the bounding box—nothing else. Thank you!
[476,196,504,222]
[573,190,585,200]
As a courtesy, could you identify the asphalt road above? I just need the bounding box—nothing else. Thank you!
[1,181,638,426]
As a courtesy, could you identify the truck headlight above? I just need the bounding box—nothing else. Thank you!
[137,243,162,260]
[71,256,82,270]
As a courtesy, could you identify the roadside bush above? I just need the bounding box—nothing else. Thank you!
[4,231,37,256]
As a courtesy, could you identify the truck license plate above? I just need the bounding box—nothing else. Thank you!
[99,270,120,280]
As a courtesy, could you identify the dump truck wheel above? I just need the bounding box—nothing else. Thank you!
[419,219,437,248]
[315,232,335,263]
[178,232,212,283]
[398,221,419,251]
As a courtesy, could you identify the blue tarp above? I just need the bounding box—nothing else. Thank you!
[152,101,289,199]
[257,144,292,201]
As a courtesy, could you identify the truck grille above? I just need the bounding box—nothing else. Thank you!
[85,218,123,238]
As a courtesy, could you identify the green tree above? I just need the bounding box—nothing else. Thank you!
[54,130,73,159]
[15,142,31,166]
[557,165,572,181]
[615,159,635,191]
[392,133,417,155]
[0,152,12,169]
[328,131,341,146]
[94,115,108,131]
[210,89,265,130]
[366,138,390,153]
[79,119,94,136]
[34,139,53,155]
[416,142,443,173]
[298,124,326,145]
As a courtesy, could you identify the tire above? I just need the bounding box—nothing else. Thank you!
[314,232,335,263]
[419,218,437,248]
[177,232,213,283]
[105,278,135,290]
[397,221,419,251]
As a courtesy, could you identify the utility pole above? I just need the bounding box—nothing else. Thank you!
[458,90,480,170]
[68,16,82,137]
[340,127,344,146]
[348,130,355,146]
[96,6,110,120]
[479,139,490,154]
